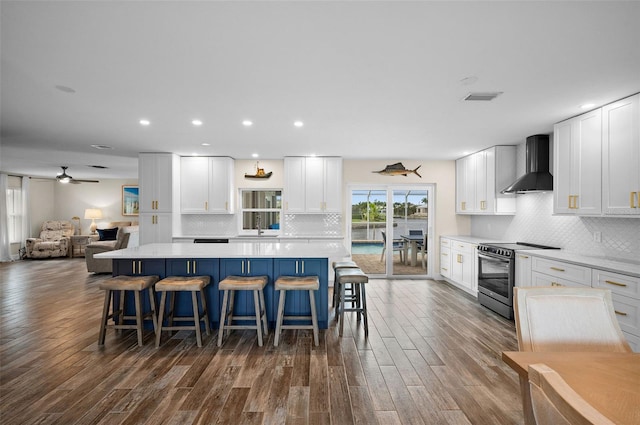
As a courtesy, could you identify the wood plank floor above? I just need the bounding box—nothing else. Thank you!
[0,258,524,425]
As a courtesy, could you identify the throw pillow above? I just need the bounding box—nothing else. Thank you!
[97,227,118,241]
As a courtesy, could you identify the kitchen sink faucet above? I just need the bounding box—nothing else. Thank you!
[256,214,264,236]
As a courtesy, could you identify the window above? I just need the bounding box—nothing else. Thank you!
[6,187,22,243]
[239,189,282,235]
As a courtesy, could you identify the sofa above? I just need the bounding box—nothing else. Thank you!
[85,221,139,273]
[25,220,75,259]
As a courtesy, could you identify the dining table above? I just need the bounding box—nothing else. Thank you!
[400,234,423,266]
[502,351,640,425]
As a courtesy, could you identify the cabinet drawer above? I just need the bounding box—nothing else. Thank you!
[611,294,640,338]
[531,271,590,288]
[531,257,591,285]
[592,270,640,300]
[440,238,450,248]
[451,241,475,254]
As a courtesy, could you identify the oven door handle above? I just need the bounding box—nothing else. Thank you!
[477,253,511,263]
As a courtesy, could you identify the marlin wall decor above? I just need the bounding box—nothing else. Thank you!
[373,162,422,178]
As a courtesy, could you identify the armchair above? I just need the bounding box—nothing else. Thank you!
[25,221,75,259]
[85,224,138,273]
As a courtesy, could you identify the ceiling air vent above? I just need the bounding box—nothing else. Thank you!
[463,92,503,101]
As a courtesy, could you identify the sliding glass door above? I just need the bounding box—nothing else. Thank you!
[349,184,434,278]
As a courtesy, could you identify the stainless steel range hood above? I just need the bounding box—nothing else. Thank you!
[501,134,553,194]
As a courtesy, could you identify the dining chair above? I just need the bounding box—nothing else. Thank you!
[380,231,403,262]
[419,233,427,269]
[514,287,631,352]
[409,229,423,236]
[528,363,615,425]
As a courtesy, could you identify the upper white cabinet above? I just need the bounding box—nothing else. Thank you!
[554,93,640,217]
[456,146,516,215]
[139,153,177,214]
[553,109,602,215]
[180,156,234,214]
[284,157,342,213]
[602,93,640,215]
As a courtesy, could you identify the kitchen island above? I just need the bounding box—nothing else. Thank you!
[96,241,349,329]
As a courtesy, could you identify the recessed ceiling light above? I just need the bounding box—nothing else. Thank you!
[201,142,210,146]
[252,153,259,158]
[580,103,596,109]
[192,119,203,126]
[242,120,253,127]
[139,119,150,126]
[55,85,76,93]
[91,144,113,150]
[294,121,304,128]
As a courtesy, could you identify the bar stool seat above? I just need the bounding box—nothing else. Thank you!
[335,268,369,337]
[218,275,269,347]
[98,275,159,347]
[274,275,320,347]
[155,276,211,348]
[331,260,359,308]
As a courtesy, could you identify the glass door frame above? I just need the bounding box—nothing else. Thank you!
[347,183,435,279]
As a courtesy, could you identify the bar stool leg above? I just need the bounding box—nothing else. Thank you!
[218,290,229,347]
[98,289,112,346]
[117,290,125,333]
[156,291,167,348]
[134,290,144,347]
[309,290,319,346]
[148,286,158,333]
[339,280,347,337]
[200,288,211,336]
[253,290,263,347]
[227,290,235,337]
[259,289,268,336]
[274,290,286,347]
[191,291,203,347]
[361,284,369,337]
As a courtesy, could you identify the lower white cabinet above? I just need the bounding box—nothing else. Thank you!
[440,237,477,295]
[529,254,640,352]
[139,213,172,244]
[515,253,532,287]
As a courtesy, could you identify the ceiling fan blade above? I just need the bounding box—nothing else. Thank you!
[74,179,100,183]
[68,179,82,184]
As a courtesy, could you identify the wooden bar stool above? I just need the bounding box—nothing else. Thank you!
[98,275,159,347]
[331,260,359,308]
[335,268,369,337]
[155,276,211,348]
[274,275,320,347]
[218,275,269,347]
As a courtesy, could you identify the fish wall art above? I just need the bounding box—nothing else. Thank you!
[373,162,422,178]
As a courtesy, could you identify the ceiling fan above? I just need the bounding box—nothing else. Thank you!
[56,166,99,184]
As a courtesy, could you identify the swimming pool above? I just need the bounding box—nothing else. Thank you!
[351,242,384,254]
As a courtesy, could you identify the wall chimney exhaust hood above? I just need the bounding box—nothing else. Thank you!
[501,134,553,194]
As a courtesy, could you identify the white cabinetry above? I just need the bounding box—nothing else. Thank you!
[139,153,178,244]
[456,146,516,215]
[180,157,234,214]
[602,93,640,215]
[515,253,532,287]
[284,157,342,213]
[440,237,477,295]
[440,238,451,278]
[553,109,602,215]
[529,253,640,352]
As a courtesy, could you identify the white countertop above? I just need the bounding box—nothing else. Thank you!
[525,250,640,278]
[441,235,504,244]
[96,241,350,259]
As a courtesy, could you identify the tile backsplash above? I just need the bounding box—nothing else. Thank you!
[471,192,640,261]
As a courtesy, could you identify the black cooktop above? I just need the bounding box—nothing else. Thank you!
[479,242,559,251]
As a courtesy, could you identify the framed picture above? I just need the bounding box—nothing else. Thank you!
[122,185,139,216]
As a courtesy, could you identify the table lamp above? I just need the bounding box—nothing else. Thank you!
[84,208,103,235]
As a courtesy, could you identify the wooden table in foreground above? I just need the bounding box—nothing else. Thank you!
[502,351,640,425]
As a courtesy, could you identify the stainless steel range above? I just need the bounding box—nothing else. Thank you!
[477,242,559,319]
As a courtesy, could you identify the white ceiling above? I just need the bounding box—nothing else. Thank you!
[1,1,639,181]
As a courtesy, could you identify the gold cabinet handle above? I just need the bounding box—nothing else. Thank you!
[247,260,251,275]
[205,201,208,211]
[551,282,562,287]
[225,201,228,211]
[441,267,448,271]
[615,310,628,316]
[519,255,529,259]
[605,280,627,287]
[187,260,190,274]
[550,267,565,272]
[457,254,462,263]
[193,260,196,274]
[631,192,636,209]
[461,201,466,211]
[442,253,448,256]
